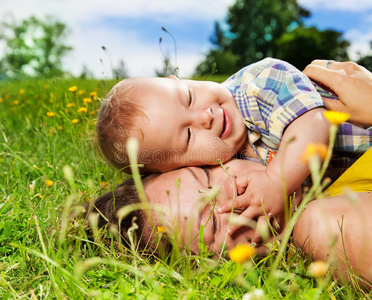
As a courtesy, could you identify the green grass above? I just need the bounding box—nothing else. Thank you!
[0,77,369,299]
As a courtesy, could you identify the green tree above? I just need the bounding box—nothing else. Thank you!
[194,22,240,76]
[227,0,309,66]
[113,59,129,79]
[357,41,372,72]
[79,64,94,79]
[0,16,72,78]
[195,0,350,75]
[194,49,239,76]
[276,26,349,70]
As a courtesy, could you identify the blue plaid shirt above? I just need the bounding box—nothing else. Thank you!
[222,58,372,181]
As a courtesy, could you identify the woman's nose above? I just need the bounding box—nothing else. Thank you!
[195,107,214,129]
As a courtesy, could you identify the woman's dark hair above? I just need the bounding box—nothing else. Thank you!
[85,177,151,251]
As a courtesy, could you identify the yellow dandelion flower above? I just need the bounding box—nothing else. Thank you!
[308,261,329,278]
[157,226,166,234]
[45,180,54,187]
[43,84,49,89]
[11,100,19,105]
[93,120,97,126]
[229,244,256,264]
[47,112,55,117]
[300,143,328,164]
[324,111,350,126]
[0,98,3,103]
[57,126,63,131]
[77,107,87,113]
[68,86,77,93]
[78,90,86,95]
[19,89,25,94]
[90,91,98,100]
[100,181,108,189]
[83,97,92,104]
[66,103,76,108]
[72,119,79,124]
[90,111,95,115]
[36,193,43,199]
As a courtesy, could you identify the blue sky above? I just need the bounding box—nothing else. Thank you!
[1,0,372,78]
[304,8,371,33]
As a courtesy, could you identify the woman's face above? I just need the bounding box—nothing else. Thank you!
[145,159,267,255]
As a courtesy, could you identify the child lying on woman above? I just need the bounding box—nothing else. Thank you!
[96,58,372,239]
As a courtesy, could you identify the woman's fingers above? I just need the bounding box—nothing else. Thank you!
[307,59,351,72]
[322,97,348,113]
[304,60,372,125]
[303,64,343,94]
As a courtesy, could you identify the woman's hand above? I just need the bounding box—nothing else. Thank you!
[303,60,372,125]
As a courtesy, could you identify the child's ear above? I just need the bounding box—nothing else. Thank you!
[168,75,179,80]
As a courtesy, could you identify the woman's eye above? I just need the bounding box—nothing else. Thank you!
[188,90,192,106]
[212,212,217,235]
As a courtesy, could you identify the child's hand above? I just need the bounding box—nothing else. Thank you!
[217,169,286,243]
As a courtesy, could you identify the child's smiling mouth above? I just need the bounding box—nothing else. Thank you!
[220,108,232,139]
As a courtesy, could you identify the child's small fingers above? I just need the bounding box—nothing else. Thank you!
[216,204,232,213]
[252,217,268,244]
[217,196,248,213]
[228,208,257,235]
[236,176,250,195]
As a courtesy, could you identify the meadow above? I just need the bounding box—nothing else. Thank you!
[0,77,369,299]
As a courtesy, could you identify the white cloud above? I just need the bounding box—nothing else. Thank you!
[298,0,372,11]
[345,29,372,60]
[2,0,372,78]
[1,0,233,77]
[2,0,235,25]
[62,17,207,78]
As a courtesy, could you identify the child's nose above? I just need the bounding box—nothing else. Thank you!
[195,107,213,129]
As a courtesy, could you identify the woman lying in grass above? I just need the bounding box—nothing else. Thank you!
[87,153,372,287]
[87,60,372,287]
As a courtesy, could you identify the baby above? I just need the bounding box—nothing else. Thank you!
[97,58,372,239]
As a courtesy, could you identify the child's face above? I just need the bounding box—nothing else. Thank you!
[132,76,246,171]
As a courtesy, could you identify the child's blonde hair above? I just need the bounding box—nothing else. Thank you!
[96,79,146,172]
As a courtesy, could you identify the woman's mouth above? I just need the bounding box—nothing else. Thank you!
[220,108,232,139]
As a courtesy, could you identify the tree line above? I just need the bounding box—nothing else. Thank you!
[194,0,371,75]
[1,0,372,79]
[0,16,72,78]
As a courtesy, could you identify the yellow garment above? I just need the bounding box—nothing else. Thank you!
[325,147,372,197]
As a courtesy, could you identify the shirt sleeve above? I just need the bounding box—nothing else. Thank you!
[240,58,326,148]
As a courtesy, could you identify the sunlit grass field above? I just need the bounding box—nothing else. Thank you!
[0,77,369,299]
